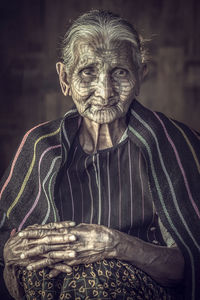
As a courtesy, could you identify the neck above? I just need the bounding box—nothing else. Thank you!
[79,117,127,154]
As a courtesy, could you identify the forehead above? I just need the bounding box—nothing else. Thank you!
[74,39,134,68]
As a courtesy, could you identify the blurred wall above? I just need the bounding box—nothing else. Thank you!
[0,0,200,177]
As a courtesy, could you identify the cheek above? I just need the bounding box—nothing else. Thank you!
[116,79,137,99]
[71,85,91,103]
[71,77,95,103]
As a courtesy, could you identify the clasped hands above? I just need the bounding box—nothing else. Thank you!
[4,221,120,278]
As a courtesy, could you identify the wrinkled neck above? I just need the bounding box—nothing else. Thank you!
[79,117,127,154]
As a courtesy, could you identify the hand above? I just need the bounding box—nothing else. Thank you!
[69,223,120,261]
[18,223,121,276]
[3,221,76,270]
[4,229,37,268]
[46,223,121,277]
[45,223,122,277]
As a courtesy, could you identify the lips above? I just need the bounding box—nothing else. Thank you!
[89,98,119,109]
[93,104,113,108]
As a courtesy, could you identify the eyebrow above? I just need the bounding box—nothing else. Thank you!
[78,62,98,70]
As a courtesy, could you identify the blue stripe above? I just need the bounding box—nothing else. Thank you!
[128,120,195,298]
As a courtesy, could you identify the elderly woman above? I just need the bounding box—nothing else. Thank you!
[1,10,200,300]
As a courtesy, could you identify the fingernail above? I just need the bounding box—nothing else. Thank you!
[20,253,25,259]
[69,235,76,241]
[18,232,23,237]
[66,268,72,273]
[69,252,75,257]
[69,221,76,226]
[27,265,32,271]
[49,274,53,278]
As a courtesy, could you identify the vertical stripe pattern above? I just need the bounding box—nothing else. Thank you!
[57,135,165,244]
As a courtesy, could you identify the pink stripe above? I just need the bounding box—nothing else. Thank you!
[154,112,200,219]
[0,122,49,201]
[18,144,61,231]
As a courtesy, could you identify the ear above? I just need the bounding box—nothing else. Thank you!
[56,62,71,96]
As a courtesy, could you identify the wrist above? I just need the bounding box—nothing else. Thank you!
[114,231,141,264]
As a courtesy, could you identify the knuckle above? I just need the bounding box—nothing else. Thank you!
[48,222,55,229]
[46,257,53,265]
[39,245,46,253]
[42,236,48,244]
[38,229,44,237]
[47,252,54,259]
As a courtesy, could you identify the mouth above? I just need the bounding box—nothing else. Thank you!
[90,99,119,109]
[93,104,113,108]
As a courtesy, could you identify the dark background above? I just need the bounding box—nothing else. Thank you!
[0,1,200,298]
[0,0,200,178]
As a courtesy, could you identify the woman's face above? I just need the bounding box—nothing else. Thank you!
[68,40,140,124]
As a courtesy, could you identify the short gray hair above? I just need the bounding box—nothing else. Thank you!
[61,10,148,73]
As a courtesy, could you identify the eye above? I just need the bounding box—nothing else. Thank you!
[80,67,96,77]
[112,68,128,78]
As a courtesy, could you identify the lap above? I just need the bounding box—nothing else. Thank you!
[17,259,179,300]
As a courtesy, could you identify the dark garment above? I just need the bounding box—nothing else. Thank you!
[57,135,166,246]
[1,100,200,299]
[17,259,179,300]
[16,136,180,299]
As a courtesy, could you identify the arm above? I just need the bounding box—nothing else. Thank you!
[114,230,184,287]
[18,223,184,287]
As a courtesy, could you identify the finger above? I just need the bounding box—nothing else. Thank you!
[49,264,72,275]
[48,269,61,278]
[18,228,70,239]
[41,221,76,229]
[9,257,43,268]
[45,250,76,260]
[26,250,76,271]
[25,221,76,231]
[29,234,76,245]
[21,240,76,259]
[20,244,63,259]
[26,257,60,271]
[19,228,76,240]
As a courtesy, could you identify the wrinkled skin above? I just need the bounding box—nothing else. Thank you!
[4,221,184,287]
[67,40,139,124]
[56,40,142,153]
[4,39,185,298]
[3,221,76,271]
[4,222,120,277]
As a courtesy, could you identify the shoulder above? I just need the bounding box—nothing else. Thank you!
[129,99,200,143]
[24,117,63,142]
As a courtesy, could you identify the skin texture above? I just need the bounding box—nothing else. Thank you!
[4,39,185,297]
[4,222,184,287]
[57,40,140,153]
[68,40,138,124]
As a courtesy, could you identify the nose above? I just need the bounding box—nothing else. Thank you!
[95,73,114,103]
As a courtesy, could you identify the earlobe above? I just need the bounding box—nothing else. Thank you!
[56,62,70,96]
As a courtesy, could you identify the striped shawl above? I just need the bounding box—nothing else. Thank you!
[0,100,200,299]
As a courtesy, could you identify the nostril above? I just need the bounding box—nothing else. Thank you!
[95,86,115,100]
